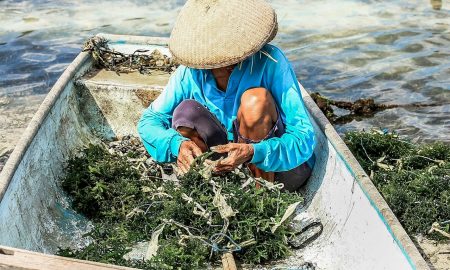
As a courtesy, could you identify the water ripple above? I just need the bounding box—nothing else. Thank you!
[22,52,57,62]
[0,0,449,145]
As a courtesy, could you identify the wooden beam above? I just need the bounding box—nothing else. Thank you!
[221,252,237,270]
[0,246,134,270]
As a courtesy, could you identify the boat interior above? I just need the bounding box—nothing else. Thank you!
[0,35,427,269]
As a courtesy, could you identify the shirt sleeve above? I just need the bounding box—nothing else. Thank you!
[250,51,316,172]
[137,66,189,162]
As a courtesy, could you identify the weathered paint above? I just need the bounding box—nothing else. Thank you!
[290,90,418,269]
[76,68,170,139]
[0,53,96,252]
[0,35,430,269]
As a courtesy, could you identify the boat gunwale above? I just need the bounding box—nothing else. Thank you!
[0,34,429,269]
[0,34,170,201]
[299,88,429,270]
[0,245,135,270]
[0,51,90,201]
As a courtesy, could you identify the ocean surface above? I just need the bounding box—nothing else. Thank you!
[0,0,449,154]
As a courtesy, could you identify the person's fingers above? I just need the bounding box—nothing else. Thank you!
[210,144,231,153]
[217,156,235,167]
[179,150,188,164]
[177,159,188,173]
[204,159,214,166]
[214,165,234,172]
[213,166,234,172]
[190,144,203,157]
[215,157,237,172]
[178,147,193,171]
[185,151,195,166]
[180,164,188,173]
[173,165,184,176]
[180,154,190,169]
[179,164,187,174]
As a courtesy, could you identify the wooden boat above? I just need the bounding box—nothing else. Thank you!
[0,34,429,270]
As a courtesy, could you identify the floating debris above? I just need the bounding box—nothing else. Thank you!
[311,92,446,125]
[83,36,179,75]
[58,136,309,269]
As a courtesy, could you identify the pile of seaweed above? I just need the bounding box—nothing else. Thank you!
[344,130,450,239]
[58,136,304,269]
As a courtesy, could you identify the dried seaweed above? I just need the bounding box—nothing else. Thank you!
[0,149,12,173]
[58,136,304,269]
[344,130,450,239]
[83,36,178,74]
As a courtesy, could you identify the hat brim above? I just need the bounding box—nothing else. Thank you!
[169,0,278,69]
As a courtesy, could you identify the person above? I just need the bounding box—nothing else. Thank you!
[138,0,316,191]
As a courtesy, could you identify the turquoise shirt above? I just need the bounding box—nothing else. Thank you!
[138,44,316,172]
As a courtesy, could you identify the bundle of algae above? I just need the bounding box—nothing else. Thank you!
[344,131,450,239]
[58,137,303,269]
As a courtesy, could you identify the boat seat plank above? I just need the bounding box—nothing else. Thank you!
[0,246,134,270]
[78,68,170,91]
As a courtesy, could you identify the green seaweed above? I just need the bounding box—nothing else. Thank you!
[59,143,303,269]
[344,131,450,239]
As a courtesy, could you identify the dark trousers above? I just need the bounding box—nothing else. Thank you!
[172,99,312,192]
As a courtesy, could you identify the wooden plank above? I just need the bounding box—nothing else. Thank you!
[0,246,134,270]
[221,252,237,270]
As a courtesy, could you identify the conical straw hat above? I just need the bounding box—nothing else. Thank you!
[169,0,278,69]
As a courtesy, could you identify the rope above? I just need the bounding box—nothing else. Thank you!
[209,233,242,253]
[163,220,243,253]
[271,262,315,270]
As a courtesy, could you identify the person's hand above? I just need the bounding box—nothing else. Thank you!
[177,141,203,174]
[211,143,254,173]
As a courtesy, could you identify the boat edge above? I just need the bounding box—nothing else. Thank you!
[0,51,90,201]
[0,245,135,270]
[0,33,170,202]
[299,87,430,270]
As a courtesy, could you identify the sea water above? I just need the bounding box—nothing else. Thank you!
[0,0,449,156]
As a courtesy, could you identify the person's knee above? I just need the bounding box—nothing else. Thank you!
[239,88,277,129]
[177,126,195,138]
[173,99,210,152]
[173,99,201,140]
[173,99,203,123]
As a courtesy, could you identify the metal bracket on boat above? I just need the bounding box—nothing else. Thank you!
[288,221,323,249]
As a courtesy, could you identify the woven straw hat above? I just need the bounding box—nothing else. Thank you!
[169,0,278,69]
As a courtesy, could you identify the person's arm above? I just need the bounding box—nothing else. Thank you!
[250,52,316,172]
[137,66,189,162]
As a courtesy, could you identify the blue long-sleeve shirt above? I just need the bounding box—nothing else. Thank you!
[138,44,315,172]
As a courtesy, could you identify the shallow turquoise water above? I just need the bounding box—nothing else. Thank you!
[0,0,449,151]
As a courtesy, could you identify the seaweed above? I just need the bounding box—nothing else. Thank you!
[82,37,178,75]
[344,130,450,239]
[311,92,445,125]
[59,138,303,269]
